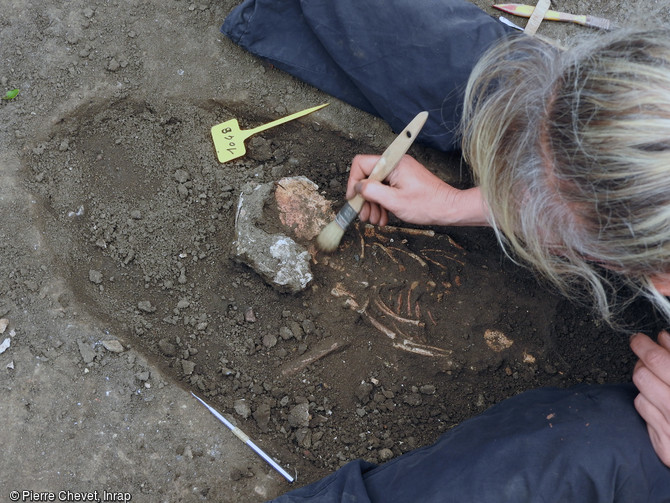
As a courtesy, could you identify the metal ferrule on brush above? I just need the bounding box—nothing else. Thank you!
[334,202,359,230]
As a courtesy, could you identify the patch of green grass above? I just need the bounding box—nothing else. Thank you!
[2,89,19,100]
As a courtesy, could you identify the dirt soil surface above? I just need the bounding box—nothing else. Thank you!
[2,1,669,502]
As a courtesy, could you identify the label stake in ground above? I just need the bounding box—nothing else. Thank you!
[211,103,328,163]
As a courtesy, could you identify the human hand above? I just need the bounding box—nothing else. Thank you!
[631,331,670,467]
[345,154,490,227]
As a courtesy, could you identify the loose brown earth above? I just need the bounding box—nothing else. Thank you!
[1,1,669,502]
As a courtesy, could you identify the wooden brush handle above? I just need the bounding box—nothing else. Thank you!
[524,0,550,35]
[347,111,428,213]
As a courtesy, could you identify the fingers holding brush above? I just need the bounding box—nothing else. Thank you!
[363,201,389,227]
[346,154,383,199]
[346,155,390,225]
[346,154,461,227]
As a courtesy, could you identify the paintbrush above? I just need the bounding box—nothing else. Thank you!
[316,111,428,253]
[493,3,615,30]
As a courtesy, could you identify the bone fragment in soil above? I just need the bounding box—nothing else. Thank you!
[281,340,350,376]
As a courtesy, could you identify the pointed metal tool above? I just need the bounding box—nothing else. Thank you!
[191,392,295,483]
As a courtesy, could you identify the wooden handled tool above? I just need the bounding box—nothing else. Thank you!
[494,3,614,30]
[316,111,428,252]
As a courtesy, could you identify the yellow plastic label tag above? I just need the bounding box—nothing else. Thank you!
[211,103,328,163]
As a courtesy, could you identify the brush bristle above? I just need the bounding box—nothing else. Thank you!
[316,220,346,252]
[585,15,613,30]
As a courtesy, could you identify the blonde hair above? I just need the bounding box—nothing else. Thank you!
[461,29,670,325]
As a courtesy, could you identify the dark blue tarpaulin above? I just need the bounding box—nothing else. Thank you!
[269,384,670,502]
[222,0,514,151]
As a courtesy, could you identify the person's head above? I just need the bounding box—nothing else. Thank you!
[461,29,670,325]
